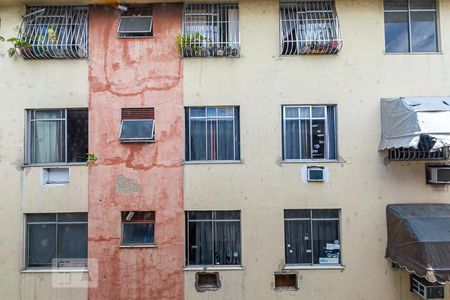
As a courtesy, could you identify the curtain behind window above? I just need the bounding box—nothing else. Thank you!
[312,220,339,264]
[28,224,56,267]
[188,221,213,265]
[58,223,88,267]
[214,221,240,265]
[31,110,65,163]
[285,220,311,264]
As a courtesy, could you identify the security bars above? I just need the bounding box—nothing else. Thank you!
[280,0,342,55]
[17,6,89,59]
[180,3,240,57]
[389,136,450,161]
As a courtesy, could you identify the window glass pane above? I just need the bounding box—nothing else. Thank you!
[384,0,408,10]
[190,107,206,117]
[411,11,437,52]
[299,120,311,159]
[28,224,56,267]
[188,221,213,265]
[312,220,340,264]
[57,224,87,266]
[312,209,339,219]
[58,213,88,222]
[311,119,326,159]
[285,107,299,118]
[207,107,218,117]
[214,221,241,265]
[284,209,310,219]
[188,211,212,220]
[384,12,409,53]
[215,211,240,220]
[216,119,235,160]
[34,110,64,119]
[31,119,65,163]
[299,107,310,118]
[120,120,154,139]
[123,223,154,244]
[27,214,56,222]
[311,106,325,118]
[217,107,234,117]
[327,106,337,160]
[285,220,311,264]
[206,120,218,160]
[285,120,300,160]
[67,110,88,163]
[190,119,207,161]
[410,0,436,9]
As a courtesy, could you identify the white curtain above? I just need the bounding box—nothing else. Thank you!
[31,110,65,163]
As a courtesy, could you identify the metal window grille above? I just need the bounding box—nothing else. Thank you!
[389,135,450,161]
[17,6,89,59]
[280,0,342,55]
[181,3,240,57]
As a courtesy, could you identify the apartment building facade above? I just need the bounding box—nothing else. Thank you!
[1,0,450,300]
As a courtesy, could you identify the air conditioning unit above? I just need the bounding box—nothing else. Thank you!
[307,167,325,182]
[427,165,450,184]
[410,275,444,299]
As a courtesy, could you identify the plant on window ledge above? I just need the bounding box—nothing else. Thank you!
[176,32,212,57]
[87,153,98,168]
[0,26,60,58]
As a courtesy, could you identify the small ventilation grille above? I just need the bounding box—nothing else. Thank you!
[122,108,154,120]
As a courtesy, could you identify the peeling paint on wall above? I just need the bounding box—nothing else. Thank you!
[115,174,142,194]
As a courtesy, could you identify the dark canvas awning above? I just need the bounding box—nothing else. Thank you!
[386,204,450,283]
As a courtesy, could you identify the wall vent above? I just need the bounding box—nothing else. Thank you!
[274,272,298,290]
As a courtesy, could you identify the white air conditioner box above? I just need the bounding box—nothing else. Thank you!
[428,166,450,184]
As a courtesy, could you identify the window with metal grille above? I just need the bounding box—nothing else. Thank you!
[280,0,342,55]
[26,213,88,268]
[179,3,240,57]
[384,0,438,53]
[117,6,153,38]
[186,211,241,266]
[121,212,155,246]
[284,209,341,266]
[120,108,155,143]
[185,107,240,162]
[16,6,89,59]
[26,109,88,164]
[389,135,449,161]
[282,105,337,161]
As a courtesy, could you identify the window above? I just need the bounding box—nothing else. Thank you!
[186,211,241,266]
[284,209,341,266]
[384,0,438,53]
[120,108,155,143]
[27,109,88,164]
[185,107,240,162]
[280,1,343,55]
[282,105,337,161]
[390,136,450,161]
[17,6,89,59]
[26,213,87,268]
[121,211,155,246]
[180,3,240,57]
[117,6,153,38]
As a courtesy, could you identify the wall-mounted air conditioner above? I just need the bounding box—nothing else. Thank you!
[410,274,444,299]
[307,167,325,182]
[427,165,450,184]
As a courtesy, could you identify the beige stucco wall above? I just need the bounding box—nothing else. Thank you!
[0,5,88,300]
[183,0,450,299]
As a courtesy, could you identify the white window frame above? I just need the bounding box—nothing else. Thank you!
[383,0,439,53]
[26,109,88,165]
[284,209,341,267]
[282,105,338,162]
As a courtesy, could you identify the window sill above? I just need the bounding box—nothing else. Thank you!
[119,244,157,249]
[283,264,344,270]
[183,160,243,165]
[184,266,244,271]
[383,52,443,56]
[22,162,87,168]
[281,159,340,164]
[22,268,88,273]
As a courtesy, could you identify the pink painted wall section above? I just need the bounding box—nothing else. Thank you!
[88,5,184,300]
